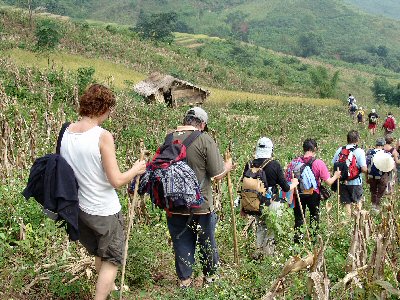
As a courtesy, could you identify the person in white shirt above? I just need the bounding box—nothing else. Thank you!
[61,84,146,300]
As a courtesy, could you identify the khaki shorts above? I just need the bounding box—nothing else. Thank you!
[78,210,125,265]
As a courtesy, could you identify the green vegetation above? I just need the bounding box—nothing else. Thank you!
[1,6,400,299]
[1,57,400,299]
[3,0,400,73]
[133,12,179,44]
[371,77,400,106]
[35,18,63,50]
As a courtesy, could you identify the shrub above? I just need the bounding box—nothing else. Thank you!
[77,66,95,95]
[35,18,63,51]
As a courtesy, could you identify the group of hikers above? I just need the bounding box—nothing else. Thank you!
[40,85,400,299]
[348,93,397,136]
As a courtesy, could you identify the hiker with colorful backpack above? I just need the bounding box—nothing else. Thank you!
[382,112,396,136]
[286,139,341,243]
[332,130,367,217]
[140,107,234,289]
[356,106,365,124]
[366,138,395,213]
[239,137,298,258]
[368,109,379,135]
[59,84,147,300]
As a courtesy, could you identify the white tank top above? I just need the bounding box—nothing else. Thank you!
[60,125,121,216]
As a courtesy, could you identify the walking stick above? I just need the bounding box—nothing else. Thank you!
[337,168,340,223]
[293,174,311,245]
[225,146,239,265]
[120,141,145,299]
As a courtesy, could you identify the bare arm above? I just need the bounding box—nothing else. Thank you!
[213,159,235,180]
[392,149,400,165]
[360,166,368,174]
[100,130,146,188]
[324,170,341,186]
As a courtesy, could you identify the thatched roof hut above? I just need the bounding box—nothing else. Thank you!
[134,72,210,107]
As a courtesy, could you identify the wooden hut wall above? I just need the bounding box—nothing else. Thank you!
[171,86,206,102]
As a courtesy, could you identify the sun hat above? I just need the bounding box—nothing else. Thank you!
[255,137,273,159]
[373,151,395,172]
[186,107,208,124]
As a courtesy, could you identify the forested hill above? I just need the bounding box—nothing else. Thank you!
[2,0,400,72]
[345,0,400,20]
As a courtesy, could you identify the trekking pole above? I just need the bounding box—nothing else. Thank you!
[292,174,311,245]
[225,145,239,265]
[120,141,145,299]
[337,168,340,223]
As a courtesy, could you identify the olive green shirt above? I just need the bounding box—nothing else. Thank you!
[170,126,225,214]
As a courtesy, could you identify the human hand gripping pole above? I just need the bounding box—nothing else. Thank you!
[120,141,146,299]
[224,144,239,265]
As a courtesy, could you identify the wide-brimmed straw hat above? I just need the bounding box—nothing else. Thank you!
[373,151,395,172]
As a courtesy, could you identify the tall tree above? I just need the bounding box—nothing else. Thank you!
[297,32,324,57]
[133,12,178,43]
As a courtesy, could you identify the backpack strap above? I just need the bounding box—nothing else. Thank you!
[182,130,202,148]
[299,156,316,175]
[163,130,202,148]
[56,122,71,154]
[164,132,174,145]
[260,158,273,169]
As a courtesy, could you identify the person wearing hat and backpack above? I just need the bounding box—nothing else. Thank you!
[164,107,234,289]
[240,137,298,258]
[332,130,368,217]
[368,109,379,135]
[286,139,341,243]
[366,138,395,213]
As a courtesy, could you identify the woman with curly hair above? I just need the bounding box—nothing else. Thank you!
[60,84,146,300]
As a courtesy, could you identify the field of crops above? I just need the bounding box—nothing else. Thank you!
[1,57,400,299]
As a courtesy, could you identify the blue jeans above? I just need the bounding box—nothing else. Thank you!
[167,212,219,280]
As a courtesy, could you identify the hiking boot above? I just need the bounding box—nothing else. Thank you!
[179,278,193,289]
[203,274,220,288]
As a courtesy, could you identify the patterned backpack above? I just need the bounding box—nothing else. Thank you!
[137,131,204,215]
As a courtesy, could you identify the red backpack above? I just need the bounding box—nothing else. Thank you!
[333,146,360,181]
[135,131,204,215]
[383,116,395,131]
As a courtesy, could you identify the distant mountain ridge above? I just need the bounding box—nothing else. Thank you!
[345,0,400,20]
[2,0,400,71]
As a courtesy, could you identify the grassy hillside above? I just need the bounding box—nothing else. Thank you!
[3,5,400,108]
[3,0,400,72]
